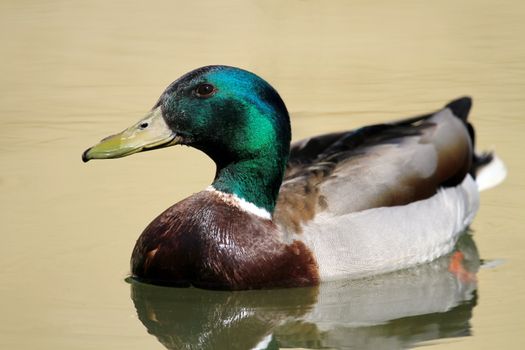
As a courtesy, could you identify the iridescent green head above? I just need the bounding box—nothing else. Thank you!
[83,66,291,213]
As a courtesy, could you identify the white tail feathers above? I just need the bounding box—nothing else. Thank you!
[476,154,507,191]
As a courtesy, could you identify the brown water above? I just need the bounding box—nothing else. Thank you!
[1,0,524,349]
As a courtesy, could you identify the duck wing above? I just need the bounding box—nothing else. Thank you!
[274,97,488,233]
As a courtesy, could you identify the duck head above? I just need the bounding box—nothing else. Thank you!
[83,65,291,213]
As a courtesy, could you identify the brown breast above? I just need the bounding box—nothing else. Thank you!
[130,190,319,290]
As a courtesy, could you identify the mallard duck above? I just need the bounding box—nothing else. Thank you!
[82,65,505,290]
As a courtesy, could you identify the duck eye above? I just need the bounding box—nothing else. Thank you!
[195,83,216,98]
[139,122,149,129]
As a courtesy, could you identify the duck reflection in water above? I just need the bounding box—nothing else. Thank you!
[129,233,479,350]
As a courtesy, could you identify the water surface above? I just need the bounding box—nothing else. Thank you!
[1,1,524,349]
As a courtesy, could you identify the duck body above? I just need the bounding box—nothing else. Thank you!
[83,65,504,290]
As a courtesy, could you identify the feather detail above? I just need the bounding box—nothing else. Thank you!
[300,175,479,280]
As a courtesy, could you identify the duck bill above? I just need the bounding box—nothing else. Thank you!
[82,107,181,162]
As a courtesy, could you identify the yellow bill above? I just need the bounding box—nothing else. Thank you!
[82,107,181,162]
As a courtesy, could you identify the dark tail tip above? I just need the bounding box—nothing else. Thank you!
[446,96,472,121]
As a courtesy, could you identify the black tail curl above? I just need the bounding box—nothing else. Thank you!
[446,96,494,178]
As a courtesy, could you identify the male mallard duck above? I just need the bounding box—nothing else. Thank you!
[82,65,505,290]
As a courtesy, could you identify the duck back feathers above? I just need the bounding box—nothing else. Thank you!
[275,97,478,231]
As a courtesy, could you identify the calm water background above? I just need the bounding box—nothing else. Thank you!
[1,0,524,349]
